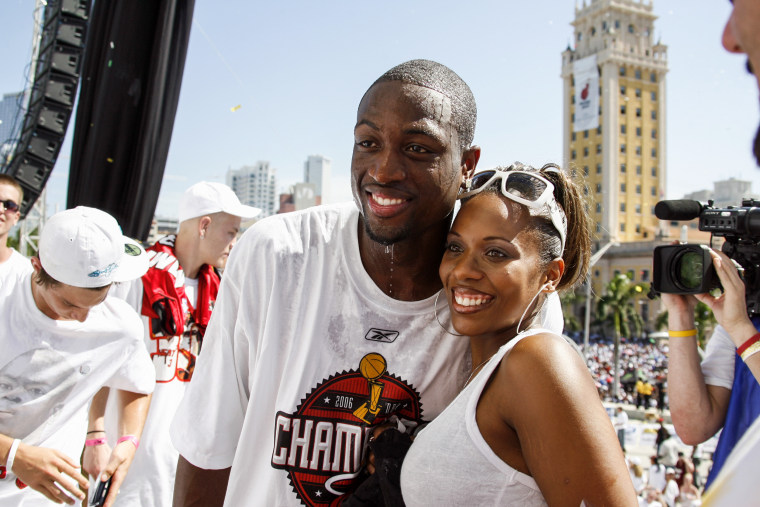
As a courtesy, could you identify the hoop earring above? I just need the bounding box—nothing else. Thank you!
[434,289,465,337]
[516,283,550,335]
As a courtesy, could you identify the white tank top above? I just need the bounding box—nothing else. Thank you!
[400,328,550,506]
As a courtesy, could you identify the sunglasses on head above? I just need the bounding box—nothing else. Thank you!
[1,200,19,213]
[458,169,567,255]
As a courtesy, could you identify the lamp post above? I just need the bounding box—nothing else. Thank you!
[583,240,619,361]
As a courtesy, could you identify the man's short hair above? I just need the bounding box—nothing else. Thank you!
[33,261,109,292]
[370,59,477,150]
[0,174,23,203]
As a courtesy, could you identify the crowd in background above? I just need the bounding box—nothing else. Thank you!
[585,338,670,407]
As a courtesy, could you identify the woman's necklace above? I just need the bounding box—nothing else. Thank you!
[463,356,492,389]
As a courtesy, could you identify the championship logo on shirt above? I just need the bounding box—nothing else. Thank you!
[272,353,422,506]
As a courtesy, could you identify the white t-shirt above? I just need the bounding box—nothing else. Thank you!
[111,276,200,507]
[171,202,471,506]
[0,249,32,292]
[701,325,735,390]
[0,273,155,506]
[401,329,551,506]
[702,411,760,505]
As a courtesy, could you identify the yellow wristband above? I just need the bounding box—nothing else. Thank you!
[740,342,760,362]
[669,329,697,338]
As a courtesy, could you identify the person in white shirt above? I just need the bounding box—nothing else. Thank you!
[399,163,636,506]
[0,206,154,506]
[0,175,32,290]
[662,468,679,507]
[170,59,482,507]
[615,406,629,452]
[84,182,260,507]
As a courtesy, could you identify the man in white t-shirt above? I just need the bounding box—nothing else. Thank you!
[0,175,32,290]
[170,59,481,506]
[0,206,154,506]
[85,182,260,507]
[614,406,629,452]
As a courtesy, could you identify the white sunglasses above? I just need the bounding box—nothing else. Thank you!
[459,169,567,255]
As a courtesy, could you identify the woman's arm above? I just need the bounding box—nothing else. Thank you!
[498,334,637,506]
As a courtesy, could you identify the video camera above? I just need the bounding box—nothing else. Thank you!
[652,198,760,316]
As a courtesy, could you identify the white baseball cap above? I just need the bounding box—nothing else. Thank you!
[39,206,149,288]
[178,181,261,223]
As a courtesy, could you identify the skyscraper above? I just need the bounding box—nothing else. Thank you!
[226,161,277,217]
[562,0,668,244]
[0,91,24,165]
[304,154,331,204]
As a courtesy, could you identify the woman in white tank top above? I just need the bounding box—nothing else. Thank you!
[400,163,637,506]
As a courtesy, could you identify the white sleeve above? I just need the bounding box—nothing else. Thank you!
[701,325,735,390]
[170,224,272,469]
[104,304,156,394]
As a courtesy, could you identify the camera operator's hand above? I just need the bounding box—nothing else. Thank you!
[695,249,757,348]
[661,292,698,330]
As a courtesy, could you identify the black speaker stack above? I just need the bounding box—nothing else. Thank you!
[3,0,91,217]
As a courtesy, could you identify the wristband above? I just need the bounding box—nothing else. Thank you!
[117,435,139,449]
[668,329,697,338]
[737,332,760,357]
[740,342,760,362]
[6,439,20,473]
[85,438,107,447]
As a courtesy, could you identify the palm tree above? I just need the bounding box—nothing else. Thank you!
[560,288,583,334]
[596,273,647,399]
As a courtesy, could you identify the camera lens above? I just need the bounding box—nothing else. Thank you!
[676,251,704,290]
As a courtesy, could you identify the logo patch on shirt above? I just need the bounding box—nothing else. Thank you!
[271,353,422,506]
[364,328,399,343]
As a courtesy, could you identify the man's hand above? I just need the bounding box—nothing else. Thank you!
[82,441,112,480]
[694,249,757,346]
[12,442,87,504]
[98,439,139,507]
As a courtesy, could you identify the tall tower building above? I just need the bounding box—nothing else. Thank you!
[561,0,668,244]
[226,161,277,217]
[304,154,331,204]
[0,92,24,164]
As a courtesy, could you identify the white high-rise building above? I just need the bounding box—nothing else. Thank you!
[226,161,277,217]
[0,92,24,164]
[304,154,331,204]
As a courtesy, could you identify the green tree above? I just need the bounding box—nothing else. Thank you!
[655,301,716,349]
[560,288,583,333]
[596,273,647,399]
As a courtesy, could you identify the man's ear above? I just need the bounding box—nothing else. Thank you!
[30,255,42,273]
[198,216,212,238]
[461,145,481,183]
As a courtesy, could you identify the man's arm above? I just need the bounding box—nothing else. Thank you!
[665,294,732,444]
[99,390,152,507]
[83,387,112,478]
[0,432,88,504]
[173,455,230,507]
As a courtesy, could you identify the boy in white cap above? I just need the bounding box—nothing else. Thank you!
[85,181,260,507]
[0,206,154,506]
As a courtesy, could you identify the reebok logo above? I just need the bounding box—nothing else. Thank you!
[364,328,399,343]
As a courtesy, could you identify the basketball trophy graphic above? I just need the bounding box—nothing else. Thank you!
[353,353,387,424]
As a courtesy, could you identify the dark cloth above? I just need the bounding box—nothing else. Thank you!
[343,429,413,507]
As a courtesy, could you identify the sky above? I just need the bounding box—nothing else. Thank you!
[1,0,759,219]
